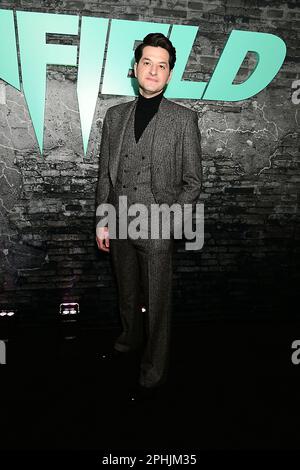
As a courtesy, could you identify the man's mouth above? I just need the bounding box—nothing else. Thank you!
[146,78,158,82]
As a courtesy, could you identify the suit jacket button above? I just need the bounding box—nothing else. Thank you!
[123,184,126,188]
[137,171,140,175]
[134,187,137,191]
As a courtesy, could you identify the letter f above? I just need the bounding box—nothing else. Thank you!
[16,11,79,155]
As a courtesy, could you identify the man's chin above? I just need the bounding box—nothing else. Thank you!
[140,85,164,96]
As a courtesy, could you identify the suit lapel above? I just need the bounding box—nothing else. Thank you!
[150,96,177,167]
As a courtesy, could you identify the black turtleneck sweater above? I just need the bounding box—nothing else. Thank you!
[134,89,164,143]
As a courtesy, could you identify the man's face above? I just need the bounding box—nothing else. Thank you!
[134,45,173,98]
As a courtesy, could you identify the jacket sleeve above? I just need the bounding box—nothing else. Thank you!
[176,110,202,207]
[157,110,202,239]
[95,110,111,228]
[167,110,202,238]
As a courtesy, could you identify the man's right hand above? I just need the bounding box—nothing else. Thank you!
[96,226,110,252]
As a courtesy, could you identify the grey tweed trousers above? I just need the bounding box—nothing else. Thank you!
[110,236,174,388]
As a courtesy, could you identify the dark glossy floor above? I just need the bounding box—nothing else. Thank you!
[1,319,300,452]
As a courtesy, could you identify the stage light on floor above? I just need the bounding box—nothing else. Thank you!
[141,307,146,313]
[59,303,80,316]
[59,303,79,341]
[0,310,16,317]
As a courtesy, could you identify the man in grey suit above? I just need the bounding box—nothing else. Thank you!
[96,33,202,401]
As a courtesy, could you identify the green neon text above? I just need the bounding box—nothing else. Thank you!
[0,9,287,156]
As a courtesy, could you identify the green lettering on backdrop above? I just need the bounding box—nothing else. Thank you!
[165,24,207,99]
[0,9,287,156]
[203,29,286,101]
[0,9,20,90]
[16,11,78,155]
[78,16,108,155]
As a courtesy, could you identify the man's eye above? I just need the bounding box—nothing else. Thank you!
[160,65,165,69]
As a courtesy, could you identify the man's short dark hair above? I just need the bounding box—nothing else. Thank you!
[134,33,176,70]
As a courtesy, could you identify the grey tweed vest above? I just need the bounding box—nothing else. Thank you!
[109,101,159,236]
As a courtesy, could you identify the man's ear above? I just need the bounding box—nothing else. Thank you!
[134,62,137,77]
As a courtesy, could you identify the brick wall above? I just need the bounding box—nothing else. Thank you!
[0,0,299,324]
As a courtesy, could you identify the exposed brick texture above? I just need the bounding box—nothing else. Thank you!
[0,0,299,324]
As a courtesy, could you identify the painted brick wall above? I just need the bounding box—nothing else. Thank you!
[0,0,299,324]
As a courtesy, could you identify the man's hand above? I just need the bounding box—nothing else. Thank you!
[96,226,110,252]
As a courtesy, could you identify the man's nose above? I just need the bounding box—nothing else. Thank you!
[149,65,158,75]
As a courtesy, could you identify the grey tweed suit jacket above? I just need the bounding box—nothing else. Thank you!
[96,95,202,226]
